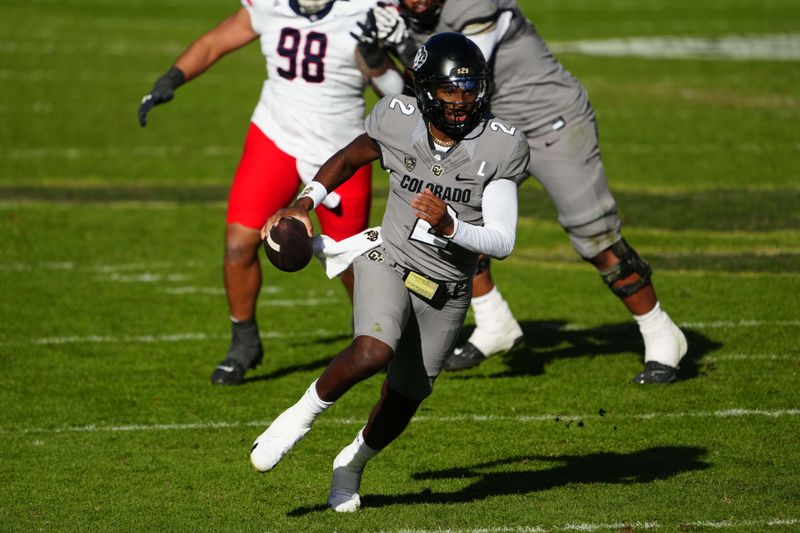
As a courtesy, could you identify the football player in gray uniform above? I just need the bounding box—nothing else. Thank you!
[248,33,529,512]
[353,0,688,384]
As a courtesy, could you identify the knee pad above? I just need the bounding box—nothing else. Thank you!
[598,238,652,299]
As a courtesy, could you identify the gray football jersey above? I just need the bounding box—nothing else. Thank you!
[401,0,590,133]
[365,94,529,282]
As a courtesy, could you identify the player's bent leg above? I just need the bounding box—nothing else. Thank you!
[590,239,688,384]
[328,382,420,512]
[444,256,523,371]
[212,224,265,385]
[250,379,332,472]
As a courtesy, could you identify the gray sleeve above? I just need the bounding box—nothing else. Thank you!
[442,0,499,33]
[503,132,531,183]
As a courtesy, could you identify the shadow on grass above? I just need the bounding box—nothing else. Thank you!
[288,445,709,515]
[448,320,721,382]
[242,333,349,384]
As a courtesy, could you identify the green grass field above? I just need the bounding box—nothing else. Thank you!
[2,0,799,531]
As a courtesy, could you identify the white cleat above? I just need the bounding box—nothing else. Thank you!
[327,446,364,512]
[249,408,311,472]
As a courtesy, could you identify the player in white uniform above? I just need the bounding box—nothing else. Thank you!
[352,0,688,384]
[138,0,401,385]
[248,33,529,511]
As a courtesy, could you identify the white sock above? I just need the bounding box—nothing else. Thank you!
[303,379,333,414]
[328,428,379,512]
[634,302,687,367]
[467,287,523,356]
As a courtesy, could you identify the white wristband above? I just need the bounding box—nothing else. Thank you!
[296,181,328,210]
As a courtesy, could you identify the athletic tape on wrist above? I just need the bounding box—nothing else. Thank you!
[296,181,328,209]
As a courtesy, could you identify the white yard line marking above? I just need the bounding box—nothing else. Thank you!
[392,518,800,532]
[550,34,800,61]
[706,353,798,360]
[2,320,797,347]
[0,329,342,346]
[4,409,797,435]
[559,320,800,331]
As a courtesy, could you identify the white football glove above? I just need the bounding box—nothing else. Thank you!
[373,2,407,47]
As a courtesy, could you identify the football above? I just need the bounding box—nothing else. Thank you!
[263,217,314,272]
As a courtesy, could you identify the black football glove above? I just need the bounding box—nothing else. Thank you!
[350,10,386,70]
[138,66,186,127]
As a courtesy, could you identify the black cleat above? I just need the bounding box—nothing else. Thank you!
[211,357,248,385]
[211,344,263,386]
[632,361,678,384]
[443,342,487,371]
[444,335,524,372]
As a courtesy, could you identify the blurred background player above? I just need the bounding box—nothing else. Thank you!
[138,0,404,385]
[352,0,688,383]
[249,33,530,511]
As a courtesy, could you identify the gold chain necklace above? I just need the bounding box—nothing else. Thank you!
[428,122,456,148]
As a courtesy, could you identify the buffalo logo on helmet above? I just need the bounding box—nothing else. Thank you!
[413,46,428,70]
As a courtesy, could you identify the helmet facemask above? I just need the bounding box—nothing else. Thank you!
[418,76,489,138]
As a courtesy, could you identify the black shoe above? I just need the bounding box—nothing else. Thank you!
[443,342,489,371]
[444,335,524,372]
[211,344,263,386]
[632,361,678,384]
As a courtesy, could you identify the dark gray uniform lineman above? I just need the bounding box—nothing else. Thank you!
[397,0,618,256]
[355,93,529,399]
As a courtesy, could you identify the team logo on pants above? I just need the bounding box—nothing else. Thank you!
[405,155,416,171]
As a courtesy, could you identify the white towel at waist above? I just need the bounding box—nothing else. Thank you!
[312,227,382,279]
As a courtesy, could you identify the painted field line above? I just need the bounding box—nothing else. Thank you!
[550,34,800,61]
[393,517,800,532]
[559,319,800,331]
[0,329,342,347]
[4,319,797,347]
[707,353,798,361]
[5,408,798,436]
[0,260,205,273]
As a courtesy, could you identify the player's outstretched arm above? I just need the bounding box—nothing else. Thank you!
[138,7,258,127]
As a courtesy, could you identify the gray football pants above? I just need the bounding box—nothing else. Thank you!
[524,112,621,259]
[352,254,470,400]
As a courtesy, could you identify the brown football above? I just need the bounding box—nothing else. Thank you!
[263,217,313,272]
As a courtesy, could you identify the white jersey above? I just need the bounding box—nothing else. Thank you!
[243,0,375,169]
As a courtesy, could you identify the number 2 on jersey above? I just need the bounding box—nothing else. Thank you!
[277,28,327,83]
